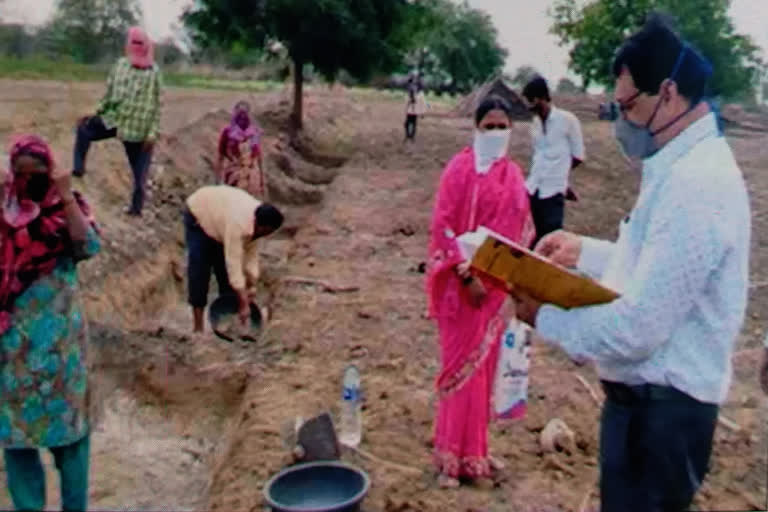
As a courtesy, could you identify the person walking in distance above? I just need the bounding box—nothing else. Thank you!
[403,75,427,143]
[404,76,419,143]
[522,76,585,247]
[72,26,163,217]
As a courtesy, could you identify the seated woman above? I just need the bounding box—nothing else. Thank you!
[216,101,266,198]
[426,96,535,488]
[0,135,101,511]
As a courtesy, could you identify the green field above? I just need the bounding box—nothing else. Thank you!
[0,56,457,108]
[0,56,453,106]
[0,56,282,92]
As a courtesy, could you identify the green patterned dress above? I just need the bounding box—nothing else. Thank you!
[0,227,100,448]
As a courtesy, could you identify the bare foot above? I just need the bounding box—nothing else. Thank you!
[437,474,460,489]
[489,456,506,471]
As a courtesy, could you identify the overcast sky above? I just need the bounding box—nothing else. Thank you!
[4,0,768,84]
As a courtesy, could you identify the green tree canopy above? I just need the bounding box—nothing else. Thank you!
[549,0,763,99]
[41,0,143,64]
[421,0,508,93]
[0,23,35,58]
[184,0,417,129]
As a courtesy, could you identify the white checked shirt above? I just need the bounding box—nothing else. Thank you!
[526,106,585,198]
[536,113,751,405]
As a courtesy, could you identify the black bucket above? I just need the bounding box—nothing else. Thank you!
[208,294,263,342]
[263,461,370,512]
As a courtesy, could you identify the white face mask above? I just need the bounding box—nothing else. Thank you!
[473,129,511,174]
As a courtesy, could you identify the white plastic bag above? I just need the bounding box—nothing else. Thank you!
[456,226,492,261]
[494,318,530,420]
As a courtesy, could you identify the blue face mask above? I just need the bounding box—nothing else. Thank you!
[614,46,690,161]
[614,117,658,162]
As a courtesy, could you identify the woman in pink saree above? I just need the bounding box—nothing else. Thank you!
[427,96,535,488]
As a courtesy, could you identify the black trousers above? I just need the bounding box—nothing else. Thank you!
[404,114,418,140]
[184,209,235,308]
[529,190,565,248]
[599,381,718,512]
[73,116,153,214]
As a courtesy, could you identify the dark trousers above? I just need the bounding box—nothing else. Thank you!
[529,190,565,248]
[4,434,90,511]
[599,381,718,512]
[184,209,234,308]
[73,116,153,214]
[405,114,418,140]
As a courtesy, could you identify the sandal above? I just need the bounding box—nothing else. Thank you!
[489,456,506,471]
[437,474,460,489]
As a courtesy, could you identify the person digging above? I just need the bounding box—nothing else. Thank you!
[184,185,284,333]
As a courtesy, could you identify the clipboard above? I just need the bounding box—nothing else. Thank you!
[466,229,620,309]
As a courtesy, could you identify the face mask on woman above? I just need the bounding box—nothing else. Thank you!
[25,174,50,202]
[473,129,511,174]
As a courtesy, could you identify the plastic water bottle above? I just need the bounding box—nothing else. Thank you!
[338,365,362,447]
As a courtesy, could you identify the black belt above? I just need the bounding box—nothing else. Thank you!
[601,380,696,404]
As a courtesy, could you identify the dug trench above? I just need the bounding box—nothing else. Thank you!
[204,94,767,512]
[0,85,764,512]
[0,92,348,510]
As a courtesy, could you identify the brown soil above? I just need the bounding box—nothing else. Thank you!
[0,79,764,511]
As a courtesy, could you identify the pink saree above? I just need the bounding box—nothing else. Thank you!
[426,147,535,479]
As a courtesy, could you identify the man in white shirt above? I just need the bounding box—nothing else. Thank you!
[511,15,750,512]
[522,76,585,247]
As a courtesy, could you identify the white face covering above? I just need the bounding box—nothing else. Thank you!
[473,129,511,174]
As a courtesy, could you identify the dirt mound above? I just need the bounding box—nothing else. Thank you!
[720,104,768,136]
[454,76,531,121]
[553,94,607,122]
[265,162,326,204]
[290,130,349,168]
[158,108,333,207]
[270,138,339,185]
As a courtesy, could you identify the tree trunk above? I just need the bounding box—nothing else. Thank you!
[417,47,426,77]
[291,57,304,131]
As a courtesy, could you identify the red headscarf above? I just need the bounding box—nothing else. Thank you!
[227,101,262,146]
[0,135,96,333]
[126,26,154,69]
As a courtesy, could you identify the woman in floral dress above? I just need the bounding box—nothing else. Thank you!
[0,135,100,511]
